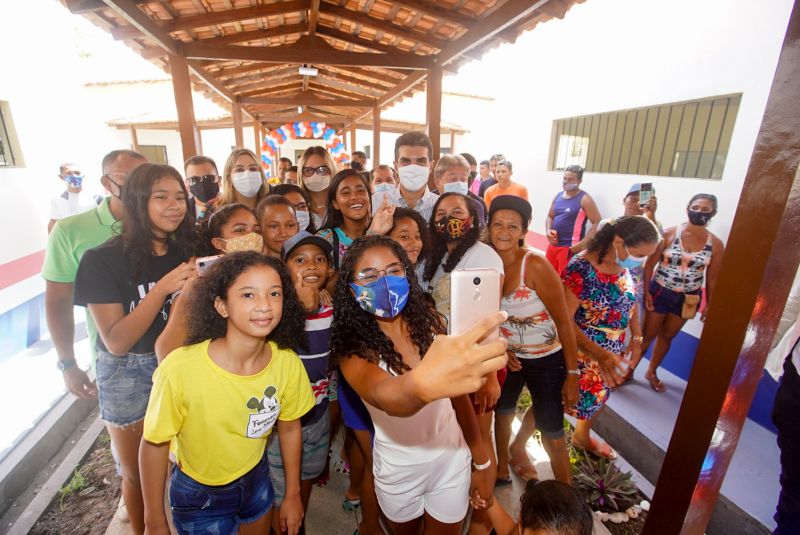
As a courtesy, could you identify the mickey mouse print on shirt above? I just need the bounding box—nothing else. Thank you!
[246,385,281,438]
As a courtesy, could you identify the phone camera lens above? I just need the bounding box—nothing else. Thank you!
[473,277,481,285]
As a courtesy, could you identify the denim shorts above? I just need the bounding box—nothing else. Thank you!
[649,280,701,317]
[266,413,330,505]
[170,453,273,535]
[96,350,157,427]
[495,350,566,438]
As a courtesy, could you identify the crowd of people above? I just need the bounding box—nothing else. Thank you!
[42,130,728,535]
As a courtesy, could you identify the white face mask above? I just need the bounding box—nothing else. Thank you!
[295,210,311,230]
[304,172,331,192]
[231,171,264,198]
[372,182,395,195]
[443,181,469,196]
[398,165,429,192]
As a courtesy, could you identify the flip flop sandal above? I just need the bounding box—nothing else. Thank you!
[647,376,666,393]
[574,438,617,460]
[342,497,362,512]
[495,477,512,487]
[332,457,351,474]
[509,457,539,482]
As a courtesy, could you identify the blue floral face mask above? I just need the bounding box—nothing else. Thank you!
[350,275,410,318]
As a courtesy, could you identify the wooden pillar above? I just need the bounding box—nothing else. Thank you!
[450,131,455,154]
[169,53,200,162]
[349,124,357,155]
[372,108,381,167]
[643,2,800,533]
[129,126,140,151]
[232,101,244,149]
[426,64,442,160]
[254,122,263,166]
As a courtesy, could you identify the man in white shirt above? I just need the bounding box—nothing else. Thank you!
[47,163,100,233]
[371,131,439,222]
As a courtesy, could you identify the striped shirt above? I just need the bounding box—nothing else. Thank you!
[298,304,333,426]
[372,186,439,223]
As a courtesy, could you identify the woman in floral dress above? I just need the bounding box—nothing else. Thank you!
[562,216,661,459]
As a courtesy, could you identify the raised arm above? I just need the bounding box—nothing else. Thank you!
[570,194,601,254]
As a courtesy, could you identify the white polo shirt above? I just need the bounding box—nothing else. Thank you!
[49,190,101,221]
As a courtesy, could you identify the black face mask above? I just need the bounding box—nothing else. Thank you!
[106,175,124,200]
[687,210,714,226]
[351,161,364,171]
[190,180,220,203]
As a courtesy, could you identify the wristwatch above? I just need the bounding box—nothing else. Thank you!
[631,336,644,343]
[566,369,581,376]
[57,359,77,372]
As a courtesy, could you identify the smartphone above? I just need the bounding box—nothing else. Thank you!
[196,254,223,276]
[639,183,653,207]
[450,268,501,344]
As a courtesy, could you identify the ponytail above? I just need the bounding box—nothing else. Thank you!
[586,216,660,263]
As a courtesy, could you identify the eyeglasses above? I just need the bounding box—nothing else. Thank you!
[355,262,406,285]
[302,165,331,178]
[187,174,219,185]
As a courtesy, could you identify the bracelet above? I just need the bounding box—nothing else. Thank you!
[631,336,643,343]
[566,369,581,376]
[473,459,492,471]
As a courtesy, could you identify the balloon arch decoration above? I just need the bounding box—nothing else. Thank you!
[260,121,350,177]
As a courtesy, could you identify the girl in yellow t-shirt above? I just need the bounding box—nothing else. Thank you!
[140,252,315,535]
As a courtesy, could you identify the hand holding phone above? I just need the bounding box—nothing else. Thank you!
[639,183,653,208]
[450,269,501,344]
[196,255,223,276]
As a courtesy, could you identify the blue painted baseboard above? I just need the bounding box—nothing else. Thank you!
[0,293,44,362]
[645,330,778,433]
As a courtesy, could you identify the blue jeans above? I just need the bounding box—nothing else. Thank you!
[96,350,157,427]
[773,358,800,535]
[495,350,566,438]
[170,454,274,535]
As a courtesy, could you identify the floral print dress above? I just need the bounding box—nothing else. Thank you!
[562,256,636,419]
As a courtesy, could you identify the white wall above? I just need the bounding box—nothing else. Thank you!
[450,0,792,244]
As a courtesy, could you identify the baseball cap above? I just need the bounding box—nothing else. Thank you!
[280,230,333,261]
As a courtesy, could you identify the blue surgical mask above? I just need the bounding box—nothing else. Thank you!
[443,181,469,196]
[350,275,409,318]
[373,182,395,195]
[616,244,646,269]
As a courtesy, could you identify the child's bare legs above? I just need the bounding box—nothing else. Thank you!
[353,429,381,535]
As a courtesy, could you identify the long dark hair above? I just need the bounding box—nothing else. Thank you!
[586,216,661,263]
[116,163,194,274]
[520,480,593,534]
[320,169,372,230]
[423,192,481,282]
[329,235,445,375]
[196,203,255,256]
[390,207,432,267]
[186,252,308,351]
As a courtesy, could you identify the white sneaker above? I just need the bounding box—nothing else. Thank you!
[118,500,130,523]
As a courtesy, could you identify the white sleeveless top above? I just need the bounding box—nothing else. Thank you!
[364,359,468,465]
[501,252,562,359]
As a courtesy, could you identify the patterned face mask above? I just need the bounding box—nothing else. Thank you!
[434,215,472,243]
[223,232,264,253]
[350,275,409,319]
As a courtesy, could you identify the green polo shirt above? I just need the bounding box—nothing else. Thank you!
[42,197,118,364]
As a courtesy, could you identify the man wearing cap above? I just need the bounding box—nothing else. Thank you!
[623,182,659,223]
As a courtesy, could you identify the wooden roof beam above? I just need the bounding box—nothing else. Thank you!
[387,0,474,27]
[110,0,310,40]
[328,66,405,85]
[190,23,308,47]
[213,62,295,80]
[65,0,148,14]
[316,69,390,92]
[308,83,374,101]
[182,40,432,69]
[308,0,321,37]
[240,94,375,107]
[237,82,304,98]
[320,3,448,50]
[317,25,409,56]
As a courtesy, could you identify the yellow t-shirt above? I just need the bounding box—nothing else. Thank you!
[143,339,314,486]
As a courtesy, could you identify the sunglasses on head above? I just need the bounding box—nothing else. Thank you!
[302,165,331,178]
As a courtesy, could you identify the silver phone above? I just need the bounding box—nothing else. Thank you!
[196,254,223,276]
[449,268,501,344]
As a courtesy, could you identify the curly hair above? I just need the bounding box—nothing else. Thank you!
[329,235,445,375]
[195,203,256,256]
[423,192,481,283]
[389,207,431,268]
[115,163,194,276]
[185,252,308,352]
[519,480,593,534]
[320,169,372,231]
[586,216,661,263]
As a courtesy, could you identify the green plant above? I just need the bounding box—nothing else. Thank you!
[58,469,88,509]
[516,387,532,412]
[572,455,638,512]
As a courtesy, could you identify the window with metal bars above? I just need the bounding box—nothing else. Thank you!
[0,102,20,167]
[549,94,741,180]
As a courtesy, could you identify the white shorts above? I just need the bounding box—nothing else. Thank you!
[372,447,471,524]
